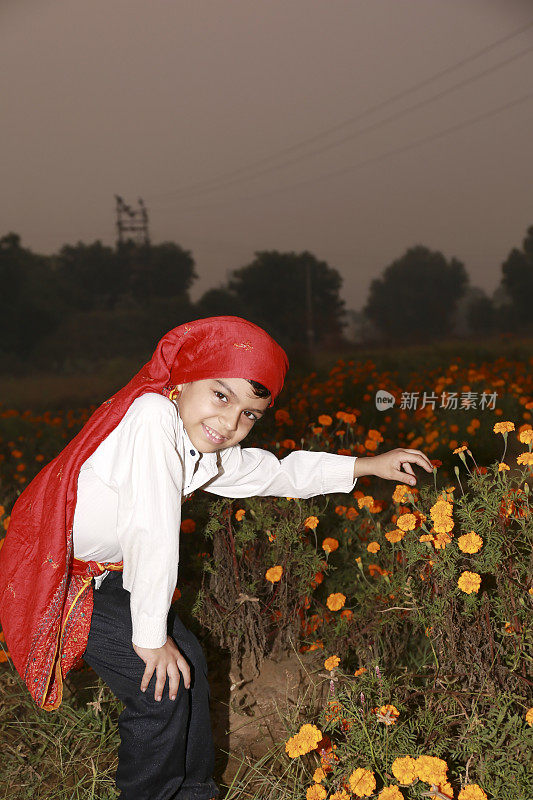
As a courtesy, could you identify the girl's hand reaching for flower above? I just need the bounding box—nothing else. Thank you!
[354,449,433,486]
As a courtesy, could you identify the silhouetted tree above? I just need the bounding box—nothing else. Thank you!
[466,292,496,336]
[194,287,246,320]
[499,225,533,330]
[228,250,345,347]
[364,246,468,341]
[0,233,61,359]
[55,240,124,310]
[124,241,197,302]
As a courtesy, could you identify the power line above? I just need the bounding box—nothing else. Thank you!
[158,43,533,204]
[163,91,533,212]
[149,18,533,202]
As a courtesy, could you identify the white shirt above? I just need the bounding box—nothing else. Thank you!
[73,393,357,649]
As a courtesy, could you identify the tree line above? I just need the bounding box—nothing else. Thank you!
[1,226,531,371]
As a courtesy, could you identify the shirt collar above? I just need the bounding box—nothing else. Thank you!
[175,406,219,471]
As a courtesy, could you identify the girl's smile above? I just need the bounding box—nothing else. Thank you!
[174,377,271,453]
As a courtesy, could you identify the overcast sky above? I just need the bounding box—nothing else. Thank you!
[2,0,532,310]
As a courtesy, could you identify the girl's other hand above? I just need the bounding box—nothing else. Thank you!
[132,636,191,701]
[359,448,434,485]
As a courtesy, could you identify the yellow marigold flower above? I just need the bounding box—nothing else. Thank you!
[430,499,453,518]
[326,593,346,611]
[318,414,333,426]
[330,792,350,800]
[439,782,454,798]
[519,429,533,444]
[305,515,319,529]
[416,755,448,785]
[397,513,417,531]
[235,509,245,521]
[354,667,367,677]
[493,421,515,434]
[306,785,327,800]
[498,462,510,471]
[348,767,376,797]
[391,756,417,785]
[458,570,481,594]
[378,788,404,800]
[453,445,468,454]
[357,495,376,510]
[385,529,405,543]
[457,531,483,554]
[376,704,400,725]
[324,655,340,671]
[367,541,381,553]
[525,707,533,726]
[433,517,454,534]
[313,767,326,783]
[265,565,283,583]
[517,452,533,465]
[458,785,488,800]
[420,534,434,543]
[392,484,411,503]
[285,724,323,758]
[322,537,339,554]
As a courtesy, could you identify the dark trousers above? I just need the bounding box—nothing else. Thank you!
[83,571,218,800]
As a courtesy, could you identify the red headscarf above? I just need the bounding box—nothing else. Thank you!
[0,317,288,709]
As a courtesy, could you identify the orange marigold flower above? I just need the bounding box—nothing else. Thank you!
[458,785,488,800]
[457,531,483,554]
[265,565,283,583]
[433,517,454,534]
[305,516,319,529]
[385,529,405,543]
[348,767,376,797]
[324,655,340,671]
[391,756,417,785]
[335,505,347,516]
[376,704,400,725]
[453,445,468,454]
[493,421,515,434]
[306,784,327,800]
[330,792,350,800]
[517,452,533,466]
[281,438,296,449]
[318,415,333,426]
[498,462,510,471]
[397,513,417,531]
[326,593,346,611]
[367,541,381,553]
[518,428,533,445]
[313,767,326,783]
[346,507,359,520]
[171,587,181,603]
[340,608,353,621]
[415,755,448,785]
[322,537,339,554]
[458,570,481,594]
[312,427,323,435]
[234,509,245,521]
[180,518,196,533]
[354,667,367,677]
[525,707,533,726]
[377,787,404,800]
[285,723,323,758]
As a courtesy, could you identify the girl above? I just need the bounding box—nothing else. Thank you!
[0,316,433,800]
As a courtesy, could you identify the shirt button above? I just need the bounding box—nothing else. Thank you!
[190,449,196,456]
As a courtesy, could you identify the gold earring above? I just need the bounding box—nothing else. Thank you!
[169,386,180,402]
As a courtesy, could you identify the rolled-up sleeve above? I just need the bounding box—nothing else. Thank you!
[205,446,357,499]
[89,395,184,649]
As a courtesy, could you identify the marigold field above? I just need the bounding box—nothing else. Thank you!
[0,341,532,800]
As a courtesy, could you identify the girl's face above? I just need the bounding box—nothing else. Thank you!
[175,377,271,453]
